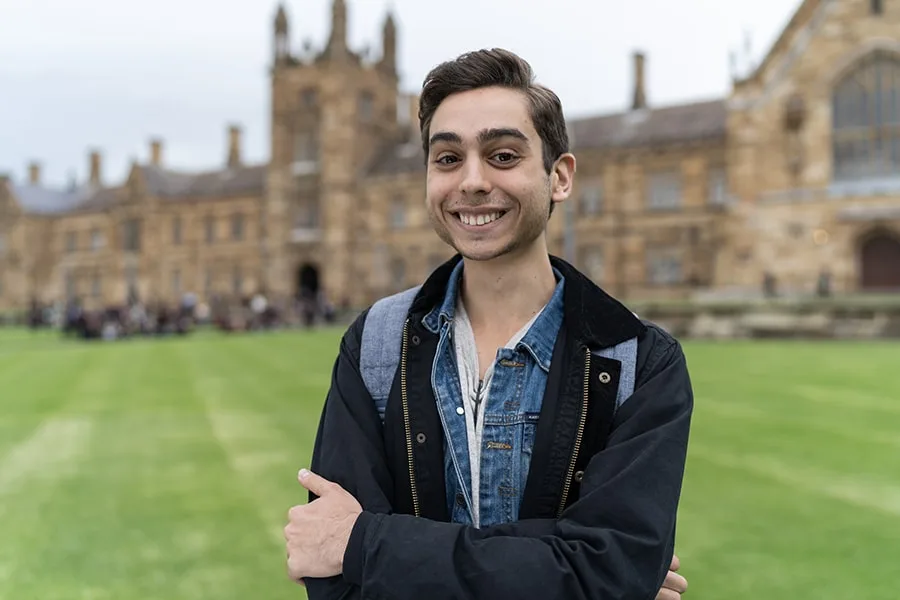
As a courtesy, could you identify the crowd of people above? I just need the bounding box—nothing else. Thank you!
[21,288,341,341]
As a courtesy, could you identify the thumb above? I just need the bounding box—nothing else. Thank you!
[298,468,334,497]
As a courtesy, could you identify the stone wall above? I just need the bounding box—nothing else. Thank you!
[632,296,900,340]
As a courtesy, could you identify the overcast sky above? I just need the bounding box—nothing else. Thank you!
[1,0,801,188]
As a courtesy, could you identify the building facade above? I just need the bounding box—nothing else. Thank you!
[1,0,899,314]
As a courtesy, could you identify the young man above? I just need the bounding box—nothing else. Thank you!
[285,48,693,600]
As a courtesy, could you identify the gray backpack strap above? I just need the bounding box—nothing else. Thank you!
[359,286,421,421]
[594,336,638,412]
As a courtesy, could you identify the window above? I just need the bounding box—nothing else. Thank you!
[580,182,604,215]
[90,228,104,251]
[205,216,215,244]
[359,92,375,121]
[204,268,212,295]
[832,51,900,182]
[871,0,883,15]
[91,274,101,298]
[122,219,140,252]
[172,269,181,295]
[172,216,182,245]
[64,270,76,299]
[647,248,683,285]
[232,265,243,296]
[294,201,319,229]
[0,233,6,255]
[390,257,406,290]
[293,132,319,164]
[390,196,406,228]
[66,231,77,253]
[125,266,138,292]
[580,246,605,284]
[302,88,317,107]
[708,168,729,205]
[647,170,682,210]
[231,213,244,241]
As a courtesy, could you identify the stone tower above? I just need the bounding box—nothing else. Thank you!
[263,0,403,304]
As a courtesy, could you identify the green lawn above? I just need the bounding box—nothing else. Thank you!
[0,328,897,599]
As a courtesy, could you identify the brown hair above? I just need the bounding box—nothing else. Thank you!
[418,48,570,174]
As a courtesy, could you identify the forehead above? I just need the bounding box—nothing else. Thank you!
[430,87,536,141]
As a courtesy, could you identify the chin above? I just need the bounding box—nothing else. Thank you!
[455,241,520,263]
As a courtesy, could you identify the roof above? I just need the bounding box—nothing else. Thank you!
[6,162,266,216]
[8,183,110,216]
[139,164,267,199]
[567,99,727,149]
[367,98,728,176]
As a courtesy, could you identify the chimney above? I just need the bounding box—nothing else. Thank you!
[150,139,163,167]
[89,150,102,186]
[227,125,242,168]
[631,51,647,110]
[28,161,41,185]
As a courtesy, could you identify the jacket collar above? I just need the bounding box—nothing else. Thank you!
[410,253,645,349]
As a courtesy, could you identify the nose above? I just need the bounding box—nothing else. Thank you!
[459,158,492,196]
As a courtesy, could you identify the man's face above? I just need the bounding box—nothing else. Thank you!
[424,86,573,263]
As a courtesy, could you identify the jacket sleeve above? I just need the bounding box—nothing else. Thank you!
[342,335,693,600]
[303,318,395,600]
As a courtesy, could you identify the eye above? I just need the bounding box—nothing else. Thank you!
[434,155,459,166]
[492,152,519,165]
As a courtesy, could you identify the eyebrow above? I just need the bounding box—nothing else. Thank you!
[428,127,529,148]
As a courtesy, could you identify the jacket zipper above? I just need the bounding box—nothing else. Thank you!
[400,319,421,517]
[557,347,590,518]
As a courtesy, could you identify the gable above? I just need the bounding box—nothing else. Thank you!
[737,0,825,90]
[730,0,900,111]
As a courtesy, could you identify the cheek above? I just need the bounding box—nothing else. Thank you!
[425,178,455,208]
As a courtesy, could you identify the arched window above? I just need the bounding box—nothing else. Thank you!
[832,51,900,182]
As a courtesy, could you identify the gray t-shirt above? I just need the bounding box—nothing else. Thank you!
[452,295,545,527]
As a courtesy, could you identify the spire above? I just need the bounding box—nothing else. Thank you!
[274,3,288,35]
[325,0,348,58]
[274,3,290,64]
[380,9,397,73]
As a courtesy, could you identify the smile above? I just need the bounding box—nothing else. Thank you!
[454,211,508,227]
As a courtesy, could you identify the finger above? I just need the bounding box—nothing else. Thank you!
[655,589,681,600]
[663,570,688,594]
[298,468,336,497]
[670,554,681,571]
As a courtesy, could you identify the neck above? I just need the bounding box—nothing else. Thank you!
[459,240,556,332]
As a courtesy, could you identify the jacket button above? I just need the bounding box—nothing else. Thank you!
[411,334,421,346]
[416,432,427,444]
[455,493,466,507]
[598,372,611,384]
[574,470,585,483]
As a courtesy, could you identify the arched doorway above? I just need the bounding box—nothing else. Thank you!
[296,263,320,300]
[859,230,900,291]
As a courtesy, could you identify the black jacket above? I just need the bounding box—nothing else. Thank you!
[306,255,693,600]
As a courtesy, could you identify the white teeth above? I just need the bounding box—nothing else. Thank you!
[458,212,502,226]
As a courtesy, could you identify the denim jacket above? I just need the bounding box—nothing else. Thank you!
[423,260,566,528]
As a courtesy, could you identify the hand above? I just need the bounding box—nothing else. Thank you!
[284,469,363,583]
[656,554,688,600]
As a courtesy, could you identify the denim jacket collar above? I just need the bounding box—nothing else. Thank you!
[422,258,564,373]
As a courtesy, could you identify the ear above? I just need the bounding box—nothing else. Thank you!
[549,153,576,207]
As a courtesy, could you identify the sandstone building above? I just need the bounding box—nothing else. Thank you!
[1,0,899,314]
